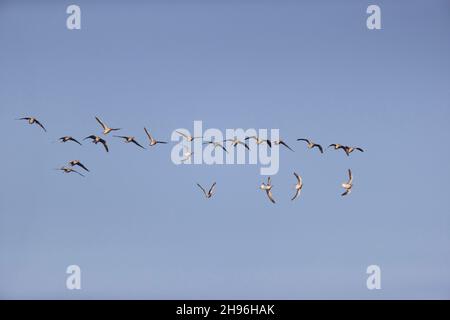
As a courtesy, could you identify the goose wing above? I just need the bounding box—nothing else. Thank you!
[266,190,276,204]
[196,183,207,196]
[220,144,228,153]
[208,182,217,195]
[144,127,153,142]
[99,139,109,152]
[34,119,47,132]
[69,137,82,145]
[279,141,294,152]
[348,169,353,184]
[291,189,300,201]
[294,172,302,184]
[131,139,146,149]
[176,131,190,139]
[72,169,85,177]
[95,116,108,130]
[83,135,96,141]
[313,144,324,153]
[236,141,250,150]
[76,162,90,172]
[297,138,310,144]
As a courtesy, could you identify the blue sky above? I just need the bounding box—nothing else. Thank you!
[1,0,449,299]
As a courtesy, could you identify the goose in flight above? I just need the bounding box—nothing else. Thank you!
[57,167,85,177]
[245,136,272,148]
[297,138,323,154]
[95,116,121,135]
[181,146,194,163]
[176,131,202,142]
[344,146,364,156]
[260,177,276,204]
[83,135,109,152]
[16,117,46,132]
[341,169,353,196]
[291,172,303,201]
[144,127,167,147]
[224,137,250,150]
[329,144,364,156]
[69,160,89,172]
[196,182,216,199]
[114,135,146,149]
[272,139,294,152]
[59,136,82,145]
[328,143,347,153]
[203,141,228,153]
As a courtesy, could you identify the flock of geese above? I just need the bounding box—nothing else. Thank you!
[16,116,364,203]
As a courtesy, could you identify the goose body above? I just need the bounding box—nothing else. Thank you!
[181,146,194,162]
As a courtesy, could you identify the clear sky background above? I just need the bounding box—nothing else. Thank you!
[1,0,449,299]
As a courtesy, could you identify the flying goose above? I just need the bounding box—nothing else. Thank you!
[144,127,167,146]
[344,146,364,156]
[297,138,324,153]
[56,167,85,177]
[245,136,272,148]
[83,135,109,152]
[260,177,275,204]
[224,137,250,150]
[272,139,294,152]
[176,131,202,142]
[95,116,121,135]
[69,160,89,172]
[59,136,82,145]
[329,144,364,156]
[328,143,347,153]
[341,169,353,196]
[291,172,303,201]
[196,182,216,199]
[16,117,46,132]
[203,141,228,153]
[114,135,146,149]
